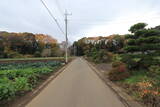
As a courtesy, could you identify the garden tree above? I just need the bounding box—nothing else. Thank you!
[123,23,160,69]
[154,25,160,30]
[129,23,147,33]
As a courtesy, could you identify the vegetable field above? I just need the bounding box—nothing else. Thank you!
[0,61,62,103]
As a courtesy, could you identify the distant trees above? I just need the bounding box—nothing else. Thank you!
[0,31,62,58]
[106,35,125,52]
[70,35,124,63]
[71,35,125,57]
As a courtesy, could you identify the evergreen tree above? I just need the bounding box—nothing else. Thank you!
[123,23,160,69]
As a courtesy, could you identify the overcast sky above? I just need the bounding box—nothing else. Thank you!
[0,0,160,42]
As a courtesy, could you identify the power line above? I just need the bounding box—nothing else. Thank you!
[40,0,65,35]
[54,0,64,17]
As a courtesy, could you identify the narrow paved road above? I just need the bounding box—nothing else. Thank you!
[26,58,125,107]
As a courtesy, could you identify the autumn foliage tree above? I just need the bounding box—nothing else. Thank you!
[0,31,61,58]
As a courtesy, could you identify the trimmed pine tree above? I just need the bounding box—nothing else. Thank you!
[122,23,160,69]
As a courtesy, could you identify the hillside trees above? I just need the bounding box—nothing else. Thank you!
[71,35,125,57]
[106,35,125,52]
[0,31,62,58]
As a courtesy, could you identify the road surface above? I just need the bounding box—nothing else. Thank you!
[26,58,125,107]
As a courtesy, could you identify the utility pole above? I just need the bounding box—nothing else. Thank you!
[74,45,76,56]
[64,10,71,63]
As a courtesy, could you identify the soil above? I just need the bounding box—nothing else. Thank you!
[95,63,112,74]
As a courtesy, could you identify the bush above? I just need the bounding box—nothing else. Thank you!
[23,54,34,58]
[90,49,113,63]
[121,55,140,69]
[141,91,160,107]
[112,61,124,68]
[34,51,41,57]
[109,63,130,81]
[139,56,154,68]
[106,52,114,62]
[149,66,160,74]
[112,54,122,62]
[148,66,160,87]
[6,51,23,58]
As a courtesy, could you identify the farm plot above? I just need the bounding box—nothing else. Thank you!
[0,61,62,103]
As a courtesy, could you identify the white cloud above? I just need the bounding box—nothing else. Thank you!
[0,0,160,42]
[83,10,160,38]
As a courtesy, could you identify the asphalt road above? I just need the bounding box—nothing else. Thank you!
[26,58,125,107]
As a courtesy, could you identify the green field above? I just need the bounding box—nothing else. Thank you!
[0,57,65,61]
[0,60,62,102]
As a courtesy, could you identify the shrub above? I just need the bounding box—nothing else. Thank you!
[139,56,154,68]
[148,66,160,87]
[6,51,23,58]
[34,51,41,57]
[121,55,140,69]
[106,52,114,62]
[141,91,160,107]
[109,63,130,81]
[90,49,113,63]
[112,61,124,68]
[149,66,160,74]
[23,54,34,58]
[112,54,122,62]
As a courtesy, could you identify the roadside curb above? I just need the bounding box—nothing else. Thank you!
[83,58,143,107]
[14,60,74,107]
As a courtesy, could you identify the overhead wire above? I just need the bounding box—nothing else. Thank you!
[40,0,65,35]
[54,0,64,18]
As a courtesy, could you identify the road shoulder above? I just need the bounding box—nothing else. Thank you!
[83,58,143,107]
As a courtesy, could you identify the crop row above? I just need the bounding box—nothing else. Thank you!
[0,61,62,102]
